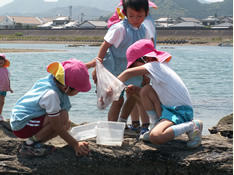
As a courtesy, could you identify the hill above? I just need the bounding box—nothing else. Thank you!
[150,0,233,19]
[0,0,232,19]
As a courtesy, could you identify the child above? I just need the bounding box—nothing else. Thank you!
[0,54,13,121]
[118,39,203,148]
[92,0,157,133]
[10,58,96,157]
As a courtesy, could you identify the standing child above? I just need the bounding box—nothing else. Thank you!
[10,58,96,157]
[118,39,203,148]
[0,54,13,121]
[92,0,157,133]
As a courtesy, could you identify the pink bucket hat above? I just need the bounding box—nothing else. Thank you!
[0,54,10,68]
[126,39,172,68]
[107,0,157,28]
[47,59,91,92]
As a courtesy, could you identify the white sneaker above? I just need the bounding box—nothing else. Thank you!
[187,120,203,148]
[0,115,4,121]
[139,130,150,142]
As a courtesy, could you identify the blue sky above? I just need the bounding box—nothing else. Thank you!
[0,0,225,7]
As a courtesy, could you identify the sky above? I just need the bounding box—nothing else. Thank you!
[0,0,225,7]
[0,0,58,7]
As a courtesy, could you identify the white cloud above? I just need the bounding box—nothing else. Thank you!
[0,0,14,7]
[44,0,58,2]
[205,0,224,2]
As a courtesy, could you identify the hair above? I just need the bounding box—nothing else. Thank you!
[0,56,4,60]
[122,0,149,15]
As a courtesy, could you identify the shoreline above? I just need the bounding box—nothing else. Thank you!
[0,40,226,53]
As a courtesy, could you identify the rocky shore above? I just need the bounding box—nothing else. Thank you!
[0,113,232,175]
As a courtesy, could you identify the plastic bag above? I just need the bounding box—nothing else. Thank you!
[96,59,126,110]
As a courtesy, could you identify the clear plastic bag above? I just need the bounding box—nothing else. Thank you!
[96,59,126,110]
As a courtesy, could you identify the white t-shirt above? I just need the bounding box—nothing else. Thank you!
[144,62,192,107]
[39,89,61,117]
[104,21,152,48]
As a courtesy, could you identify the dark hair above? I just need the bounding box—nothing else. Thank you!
[122,0,149,15]
[0,56,4,60]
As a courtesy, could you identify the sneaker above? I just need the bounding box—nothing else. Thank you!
[127,124,141,133]
[187,120,203,148]
[0,115,4,121]
[19,141,55,157]
[139,127,149,135]
[139,130,150,142]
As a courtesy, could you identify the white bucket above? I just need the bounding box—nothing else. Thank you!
[69,122,97,141]
[96,121,125,146]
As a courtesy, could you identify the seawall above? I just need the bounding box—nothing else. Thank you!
[0,29,232,39]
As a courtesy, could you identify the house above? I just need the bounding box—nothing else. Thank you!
[170,22,205,29]
[52,16,70,26]
[201,16,219,26]
[0,16,44,29]
[64,21,79,29]
[0,16,15,29]
[211,22,233,29]
[177,17,201,24]
[78,20,107,29]
[37,21,53,29]
[155,17,175,27]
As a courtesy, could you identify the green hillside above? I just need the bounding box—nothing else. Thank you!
[150,0,233,19]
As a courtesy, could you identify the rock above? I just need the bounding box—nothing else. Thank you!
[0,114,232,175]
[208,113,233,138]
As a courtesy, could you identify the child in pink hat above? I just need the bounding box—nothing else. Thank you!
[118,39,203,148]
[10,58,96,157]
[92,0,158,133]
[0,54,13,121]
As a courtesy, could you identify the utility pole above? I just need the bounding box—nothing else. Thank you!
[69,6,72,20]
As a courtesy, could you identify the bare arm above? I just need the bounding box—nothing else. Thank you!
[118,66,149,82]
[48,115,89,156]
[85,58,96,69]
[98,40,112,60]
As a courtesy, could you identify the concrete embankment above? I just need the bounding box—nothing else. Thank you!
[0,28,232,39]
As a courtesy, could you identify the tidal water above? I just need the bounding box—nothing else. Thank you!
[1,43,233,135]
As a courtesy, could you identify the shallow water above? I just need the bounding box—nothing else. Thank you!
[1,43,233,135]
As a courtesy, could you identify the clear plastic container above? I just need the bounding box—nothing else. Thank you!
[96,121,125,146]
[69,122,97,141]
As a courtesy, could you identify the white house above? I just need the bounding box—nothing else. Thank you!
[0,16,44,29]
[0,16,15,29]
[78,20,107,29]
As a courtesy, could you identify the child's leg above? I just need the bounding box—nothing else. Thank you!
[0,95,5,116]
[149,119,175,144]
[140,85,161,119]
[108,96,124,121]
[35,110,70,142]
[140,85,161,128]
[119,95,136,122]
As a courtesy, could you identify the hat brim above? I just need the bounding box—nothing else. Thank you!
[3,59,10,68]
[144,51,158,58]
[144,51,172,63]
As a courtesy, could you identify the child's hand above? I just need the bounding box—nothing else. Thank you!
[9,89,13,93]
[125,85,139,94]
[96,57,103,63]
[75,141,89,156]
[92,68,97,84]
[106,87,113,97]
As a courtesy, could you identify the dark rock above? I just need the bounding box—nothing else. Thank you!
[208,113,233,138]
[0,114,232,175]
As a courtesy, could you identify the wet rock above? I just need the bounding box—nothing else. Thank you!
[0,114,232,175]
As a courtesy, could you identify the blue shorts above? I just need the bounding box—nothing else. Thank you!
[160,105,193,125]
[0,91,7,97]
